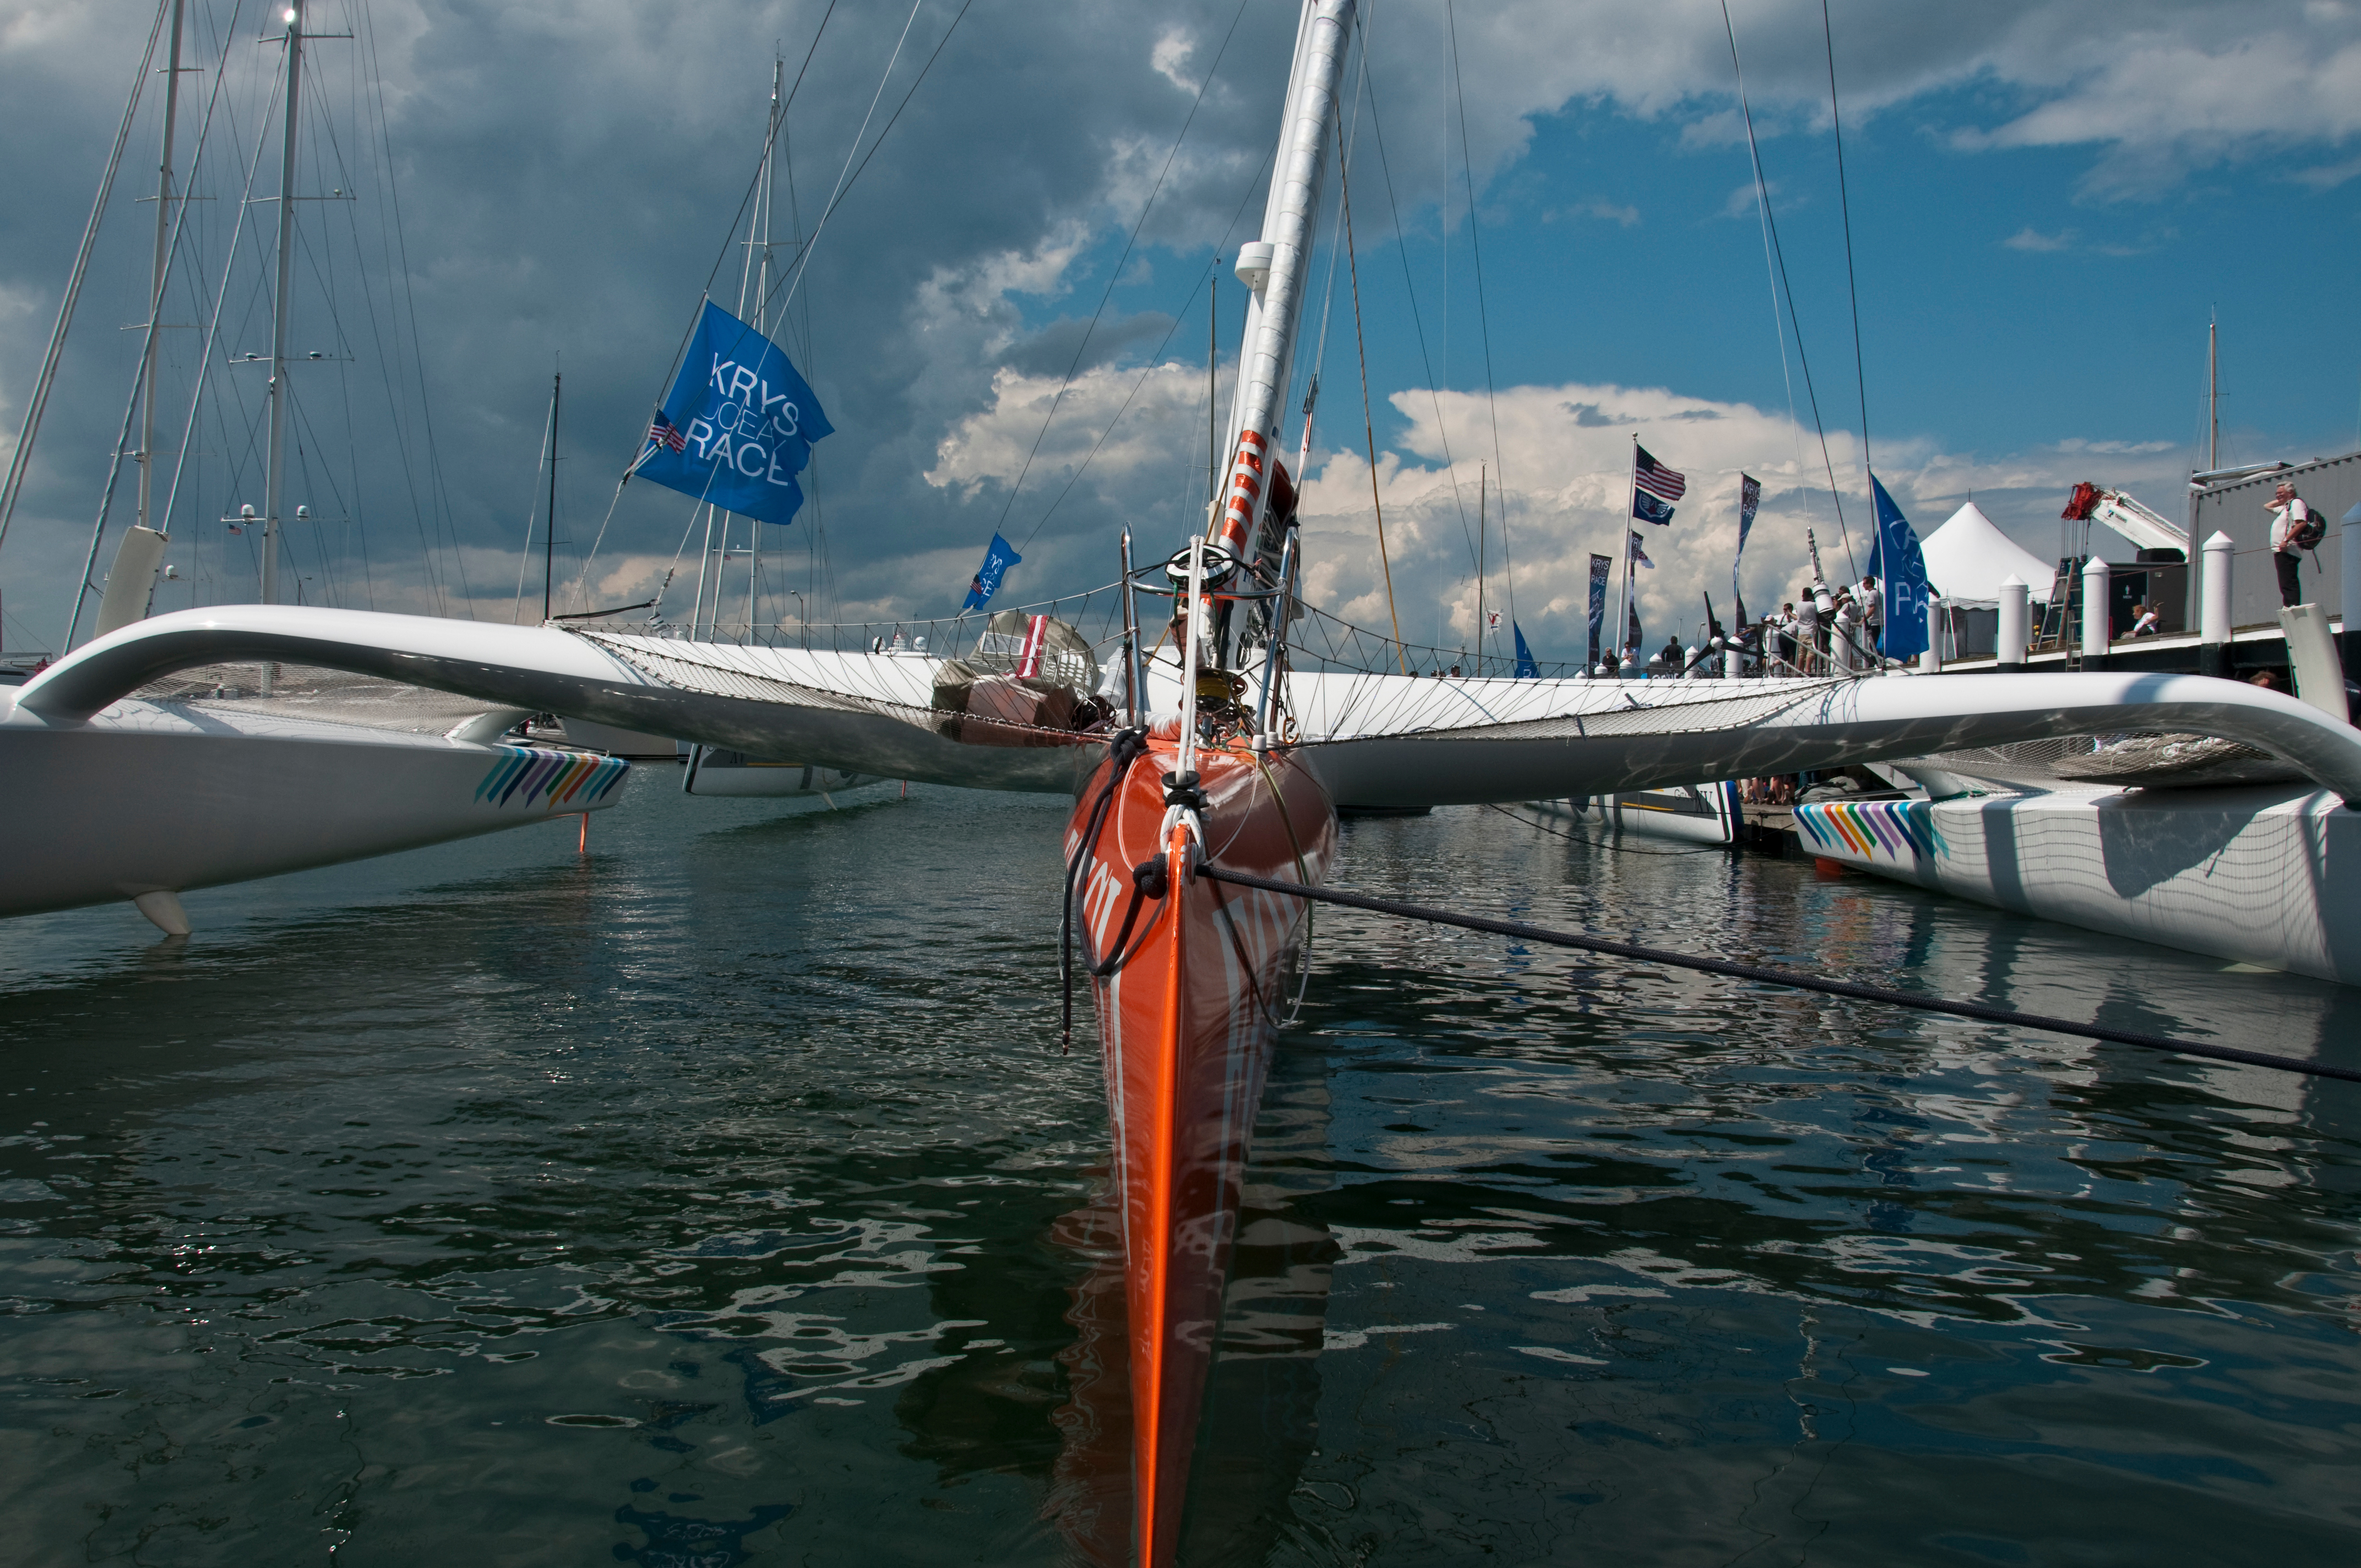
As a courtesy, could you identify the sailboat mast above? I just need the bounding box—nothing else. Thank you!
[261,6,306,608]
[2207,316,2218,474]
[543,372,560,622]
[1210,2,1355,593]
[136,0,187,542]
[1475,464,1486,674]
[748,59,782,645]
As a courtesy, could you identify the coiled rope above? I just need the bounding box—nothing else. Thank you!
[1195,865,2360,1085]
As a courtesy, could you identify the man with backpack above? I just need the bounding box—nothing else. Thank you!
[2268,480,2322,607]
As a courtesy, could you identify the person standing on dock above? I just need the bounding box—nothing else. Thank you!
[2268,481,2318,607]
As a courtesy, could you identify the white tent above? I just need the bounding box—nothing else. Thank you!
[1919,502,2057,603]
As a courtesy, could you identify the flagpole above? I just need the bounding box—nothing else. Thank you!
[1615,434,1637,672]
[1475,464,1487,677]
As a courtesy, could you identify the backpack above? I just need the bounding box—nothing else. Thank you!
[2291,501,2327,551]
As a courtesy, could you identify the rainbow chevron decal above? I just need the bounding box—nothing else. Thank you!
[1794,798,1940,865]
[472,747,630,810]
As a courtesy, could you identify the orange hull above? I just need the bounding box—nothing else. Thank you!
[1063,727,1336,1565]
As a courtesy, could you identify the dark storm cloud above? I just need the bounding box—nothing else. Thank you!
[6,0,2357,646]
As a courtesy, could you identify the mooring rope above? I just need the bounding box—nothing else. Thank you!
[1194,864,2360,1085]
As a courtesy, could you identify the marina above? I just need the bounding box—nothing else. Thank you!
[4,0,2361,1562]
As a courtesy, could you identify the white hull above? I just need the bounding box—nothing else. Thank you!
[1534,783,1741,846]
[0,698,629,922]
[1793,787,2361,984]
[681,745,881,798]
[557,717,683,758]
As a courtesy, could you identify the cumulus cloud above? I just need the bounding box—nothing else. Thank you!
[4,0,2346,654]
[1271,379,2193,667]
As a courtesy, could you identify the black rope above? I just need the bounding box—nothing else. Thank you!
[1061,728,1150,1046]
[1194,865,2361,1086]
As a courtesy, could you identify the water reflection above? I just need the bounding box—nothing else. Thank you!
[1029,1034,1340,1565]
[0,791,2355,1563]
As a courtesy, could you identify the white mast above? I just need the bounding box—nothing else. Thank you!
[135,0,188,543]
[747,59,784,645]
[1210,1,1355,585]
[261,4,306,609]
[2207,315,2219,475]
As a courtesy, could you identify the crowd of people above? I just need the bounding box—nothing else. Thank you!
[1616,571,1889,678]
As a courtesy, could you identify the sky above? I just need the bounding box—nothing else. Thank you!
[3,0,2358,667]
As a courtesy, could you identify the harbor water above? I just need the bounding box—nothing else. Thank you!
[2,779,2357,1565]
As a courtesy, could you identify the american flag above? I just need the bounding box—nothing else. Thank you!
[646,411,688,453]
[1633,444,1686,503]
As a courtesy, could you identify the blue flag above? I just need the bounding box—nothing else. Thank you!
[1867,473,1931,661]
[960,533,1021,613]
[1512,621,1540,678]
[1631,490,1676,526]
[1733,472,1760,613]
[633,301,833,526]
[1585,553,1611,669]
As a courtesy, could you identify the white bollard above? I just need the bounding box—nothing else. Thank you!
[2200,529,2234,679]
[1919,596,1944,673]
[1996,575,2029,669]
[2080,556,2112,668]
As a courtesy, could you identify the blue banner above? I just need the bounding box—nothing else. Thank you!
[1867,473,1932,661]
[1632,490,1675,526]
[960,533,1021,613]
[634,301,833,527]
[1733,472,1760,618]
[1513,621,1540,678]
[1585,553,1610,670]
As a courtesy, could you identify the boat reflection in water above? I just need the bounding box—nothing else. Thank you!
[1042,1034,1337,1565]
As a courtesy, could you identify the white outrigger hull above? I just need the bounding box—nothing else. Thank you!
[1532,783,1744,846]
[1794,785,2361,984]
[0,691,628,925]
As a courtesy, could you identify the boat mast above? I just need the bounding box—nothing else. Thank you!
[2207,315,2218,474]
[1475,464,1486,674]
[1207,0,1356,666]
[261,4,306,610]
[543,371,560,621]
[136,0,188,543]
[748,59,783,646]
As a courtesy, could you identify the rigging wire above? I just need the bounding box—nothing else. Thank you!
[349,1,460,613]
[1719,0,1858,584]
[1357,64,1480,581]
[1289,1,1372,483]
[161,3,290,627]
[574,0,964,613]
[0,0,170,572]
[1337,116,1408,674]
[1018,137,1279,554]
[1000,0,1255,554]
[1821,0,1872,486]
[60,1,257,650]
[1445,0,1514,661]
[770,0,938,318]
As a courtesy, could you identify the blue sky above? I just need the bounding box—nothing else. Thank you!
[4,0,2358,661]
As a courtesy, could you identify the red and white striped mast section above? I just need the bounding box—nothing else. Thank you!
[1201,0,1356,673]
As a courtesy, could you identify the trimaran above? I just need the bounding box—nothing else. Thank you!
[0,1,632,935]
[10,2,2361,1558]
